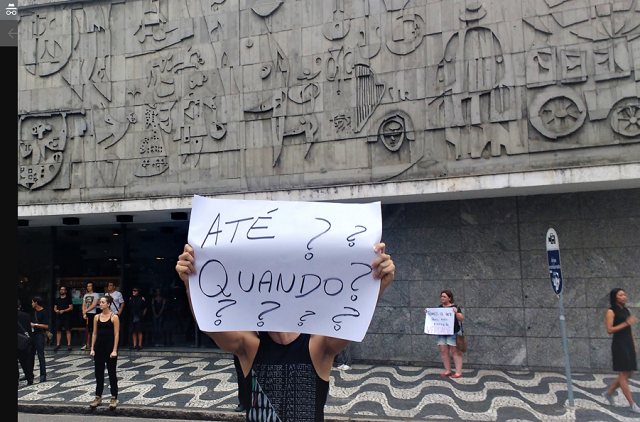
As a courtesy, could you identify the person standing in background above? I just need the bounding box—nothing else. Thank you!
[82,282,101,351]
[30,296,49,382]
[428,290,464,379]
[152,288,166,346]
[90,295,120,410]
[18,299,34,386]
[105,282,125,316]
[601,288,639,414]
[53,286,73,351]
[129,287,147,351]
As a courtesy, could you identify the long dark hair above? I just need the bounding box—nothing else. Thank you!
[609,288,624,309]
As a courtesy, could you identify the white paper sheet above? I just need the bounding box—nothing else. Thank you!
[187,195,383,342]
[424,307,455,335]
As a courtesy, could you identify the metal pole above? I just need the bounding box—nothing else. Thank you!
[557,293,574,407]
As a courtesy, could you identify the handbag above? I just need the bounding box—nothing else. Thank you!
[18,321,31,351]
[456,324,467,353]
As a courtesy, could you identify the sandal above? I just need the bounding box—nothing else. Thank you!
[440,372,452,377]
[451,373,463,378]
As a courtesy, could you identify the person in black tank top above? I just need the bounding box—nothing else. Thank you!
[601,288,639,415]
[90,296,120,410]
[176,242,396,422]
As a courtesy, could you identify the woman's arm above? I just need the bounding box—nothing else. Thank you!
[111,316,120,357]
[605,309,636,334]
[90,317,98,356]
[453,306,464,322]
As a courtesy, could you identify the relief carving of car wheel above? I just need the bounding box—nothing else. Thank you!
[610,97,640,138]
[529,87,586,139]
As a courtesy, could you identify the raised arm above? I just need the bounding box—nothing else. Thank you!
[312,242,395,380]
[176,244,259,367]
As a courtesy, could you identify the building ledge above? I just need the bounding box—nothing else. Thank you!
[18,163,640,227]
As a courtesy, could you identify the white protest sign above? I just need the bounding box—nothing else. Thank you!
[187,195,382,342]
[424,308,455,335]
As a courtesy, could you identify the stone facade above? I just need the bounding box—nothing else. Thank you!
[16,0,640,370]
[17,0,640,204]
[358,188,640,370]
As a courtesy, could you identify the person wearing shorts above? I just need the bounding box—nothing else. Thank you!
[427,290,464,378]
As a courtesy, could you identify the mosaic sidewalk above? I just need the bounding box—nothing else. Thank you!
[18,353,640,421]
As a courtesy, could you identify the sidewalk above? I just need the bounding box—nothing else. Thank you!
[17,347,640,422]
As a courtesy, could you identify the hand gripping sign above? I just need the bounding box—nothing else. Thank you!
[187,195,382,342]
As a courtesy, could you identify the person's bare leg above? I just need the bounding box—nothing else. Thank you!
[607,376,621,395]
[619,372,636,405]
[450,346,463,375]
[439,345,451,374]
[66,330,71,346]
[56,331,62,347]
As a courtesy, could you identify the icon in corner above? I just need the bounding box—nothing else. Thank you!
[6,3,17,15]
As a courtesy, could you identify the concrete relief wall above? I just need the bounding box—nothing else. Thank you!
[17,0,640,204]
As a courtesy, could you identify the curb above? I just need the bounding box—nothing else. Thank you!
[17,403,449,422]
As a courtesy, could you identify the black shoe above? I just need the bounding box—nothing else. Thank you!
[235,403,246,412]
[27,379,34,385]
[136,346,142,351]
[39,376,46,382]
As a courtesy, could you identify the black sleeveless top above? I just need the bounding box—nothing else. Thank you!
[244,332,330,422]
[94,314,115,353]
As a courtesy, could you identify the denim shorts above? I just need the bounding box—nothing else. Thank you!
[437,331,461,347]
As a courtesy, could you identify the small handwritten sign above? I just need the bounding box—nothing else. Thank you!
[424,307,455,335]
[187,195,382,342]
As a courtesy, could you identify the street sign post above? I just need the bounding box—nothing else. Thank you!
[546,228,574,407]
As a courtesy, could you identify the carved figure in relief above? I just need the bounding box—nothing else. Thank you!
[94,103,137,149]
[380,0,425,56]
[18,111,86,190]
[134,103,174,177]
[327,63,385,138]
[610,97,640,138]
[128,0,194,58]
[433,3,514,127]
[174,68,228,168]
[21,11,72,77]
[429,3,521,159]
[323,0,351,41]
[372,111,415,152]
[244,1,323,166]
[529,87,586,139]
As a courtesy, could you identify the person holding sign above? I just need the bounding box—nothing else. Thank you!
[601,288,639,414]
[176,242,395,422]
[425,290,464,378]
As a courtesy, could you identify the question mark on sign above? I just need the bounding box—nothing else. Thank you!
[346,225,367,247]
[214,299,237,326]
[305,218,332,260]
[349,262,373,302]
[257,301,281,327]
[297,310,316,326]
[332,307,360,331]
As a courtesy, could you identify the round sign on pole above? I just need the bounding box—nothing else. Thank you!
[546,228,563,295]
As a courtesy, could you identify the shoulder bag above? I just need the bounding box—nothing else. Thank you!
[456,322,467,353]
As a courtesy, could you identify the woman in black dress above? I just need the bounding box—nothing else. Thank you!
[89,295,120,410]
[601,288,639,414]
